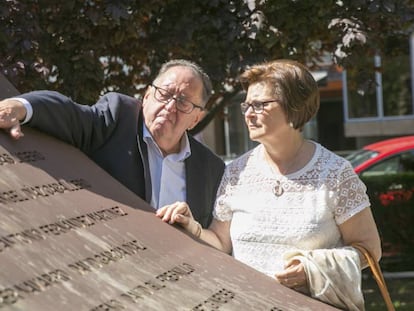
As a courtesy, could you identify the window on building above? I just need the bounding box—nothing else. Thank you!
[224,94,258,160]
[343,37,414,121]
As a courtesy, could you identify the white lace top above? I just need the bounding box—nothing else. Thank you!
[213,142,369,277]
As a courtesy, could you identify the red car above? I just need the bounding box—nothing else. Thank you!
[346,136,414,263]
[346,135,414,206]
[346,135,414,175]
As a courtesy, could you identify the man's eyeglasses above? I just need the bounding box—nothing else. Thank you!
[150,84,205,114]
[240,100,278,115]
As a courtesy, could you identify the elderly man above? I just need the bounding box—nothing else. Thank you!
[0,59,225,228]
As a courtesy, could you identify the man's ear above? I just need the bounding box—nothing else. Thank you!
[142,86,152,104]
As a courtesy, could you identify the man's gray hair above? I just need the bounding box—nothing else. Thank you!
[155,59,213,106]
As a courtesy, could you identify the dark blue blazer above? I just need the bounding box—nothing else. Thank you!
[21,91,225,227]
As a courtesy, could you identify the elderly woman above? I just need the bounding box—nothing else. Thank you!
[157,59,381,310]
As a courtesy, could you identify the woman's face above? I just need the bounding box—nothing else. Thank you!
[243,82,290,143]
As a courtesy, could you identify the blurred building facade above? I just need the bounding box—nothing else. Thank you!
[204,35,414,159]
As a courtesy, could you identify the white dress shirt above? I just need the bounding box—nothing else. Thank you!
[143,125,191,209]
[13,97,33,124]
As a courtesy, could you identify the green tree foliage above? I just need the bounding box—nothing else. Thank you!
[1,0,413,122]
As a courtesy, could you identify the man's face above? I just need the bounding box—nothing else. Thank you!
[142,66,205,154]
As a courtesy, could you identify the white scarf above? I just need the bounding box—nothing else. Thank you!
[283,247,365,311]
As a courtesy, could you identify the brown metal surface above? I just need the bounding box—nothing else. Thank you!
[0,74,19,99]
[0,128,340,310]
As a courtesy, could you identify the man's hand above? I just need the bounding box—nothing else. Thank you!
[0,99,27,139]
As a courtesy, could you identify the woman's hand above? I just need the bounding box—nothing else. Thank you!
[156,202,202,237]
[274,258,307,290]
[157,203,232,253]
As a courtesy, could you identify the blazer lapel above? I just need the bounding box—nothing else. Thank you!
[136,111,152,204]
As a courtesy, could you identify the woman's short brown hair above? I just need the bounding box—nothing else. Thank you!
[239,59,320,131]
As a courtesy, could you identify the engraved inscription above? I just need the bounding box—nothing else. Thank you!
[155,262,195,283]
[0,269,71,308]
[0,178,91,204]
[192,288,235,310]
[0,150,45,166]
[0,190,28,204]
[0,239,145,309]
[13,150,45,163]
[120,280,166,304]
[120,263,194,304]
[89,263,196,310]
[0,228,44,252]
[0,206,128,253]
[90,299,125,311]
[68,240,147,275]
[21,178,91,199]
[0,153,15,165]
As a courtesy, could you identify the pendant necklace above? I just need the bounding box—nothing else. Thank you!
[268,140,305,197]
[273,180,284,197]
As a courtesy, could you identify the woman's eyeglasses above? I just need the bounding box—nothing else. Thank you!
[240,100,278,115]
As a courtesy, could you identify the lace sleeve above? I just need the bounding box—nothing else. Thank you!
[334,161,370,224]
[212,170,233,222]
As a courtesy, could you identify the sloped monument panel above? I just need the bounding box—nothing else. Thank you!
[0,76,339,310]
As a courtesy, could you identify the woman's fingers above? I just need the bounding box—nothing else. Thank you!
[274,261,307,289]
[156,204,176,223]
[155,205,169,218]
[155,202,200,236]
[171,211,190,225]
[156,202,192,224]
[275,275,304,288]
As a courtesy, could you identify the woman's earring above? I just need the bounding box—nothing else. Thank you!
[289,122,294,128]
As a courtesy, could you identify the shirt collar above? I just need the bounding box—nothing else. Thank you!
[142,124,191,161]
